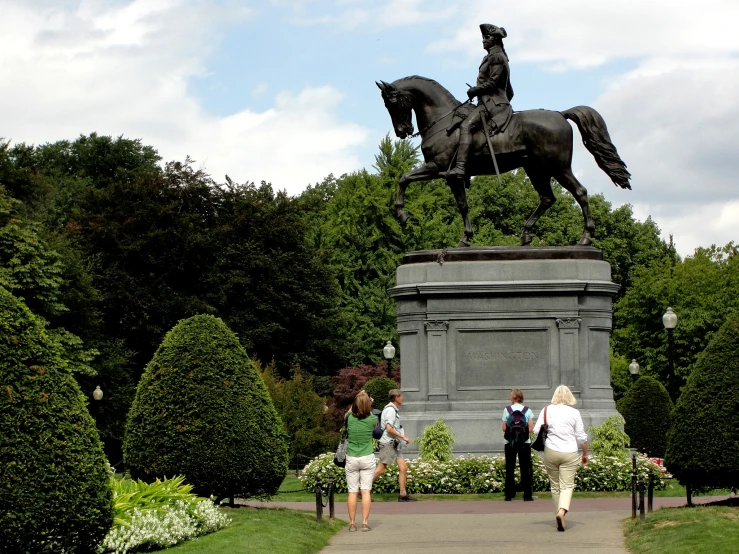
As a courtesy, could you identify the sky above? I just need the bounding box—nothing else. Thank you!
[1,0,738,257]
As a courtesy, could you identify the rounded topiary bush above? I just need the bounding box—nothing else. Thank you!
[363,377,398,411]
[665,315,739,491]
[616,376,673,457]
[124,314,289,500]
[0,287,113,552]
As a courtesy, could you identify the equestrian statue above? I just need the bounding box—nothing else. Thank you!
[377,23,631,248]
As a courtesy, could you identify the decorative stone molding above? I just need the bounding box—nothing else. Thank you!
[555,317,581,329]
[424,320,449,332]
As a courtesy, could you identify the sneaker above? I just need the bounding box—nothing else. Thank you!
[398,494,418,502]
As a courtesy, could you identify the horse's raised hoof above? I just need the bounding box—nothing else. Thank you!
[397,211,410,225]
[520,233,533,246]
[578,234,593,246]
[456,238,471,248]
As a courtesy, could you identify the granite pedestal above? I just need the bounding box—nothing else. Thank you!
[388,246,620,455]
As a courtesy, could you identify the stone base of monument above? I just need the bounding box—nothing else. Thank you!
[388,246,621,456]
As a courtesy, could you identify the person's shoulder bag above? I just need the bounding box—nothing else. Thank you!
[334,412,350,467]
[531,406,549,452]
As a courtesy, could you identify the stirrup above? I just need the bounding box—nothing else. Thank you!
[440,167,466,180]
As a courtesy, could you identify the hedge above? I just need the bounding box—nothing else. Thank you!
[124,314,289,500]
[665,315,739,491]
[617,376,673,457]
[0,287,113,552]
[363,377,398,411]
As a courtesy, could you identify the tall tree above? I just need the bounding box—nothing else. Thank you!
[612,244,739,398]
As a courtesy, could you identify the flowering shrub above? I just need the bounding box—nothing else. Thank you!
[99,476,230,553]
[301,452,665,494]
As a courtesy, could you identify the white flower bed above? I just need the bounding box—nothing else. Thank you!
[301,452,665,494]
[99,479,230,554]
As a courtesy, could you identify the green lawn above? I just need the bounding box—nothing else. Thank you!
[624,506,739,554]
[163,507,345,553]
[272,475,692,502]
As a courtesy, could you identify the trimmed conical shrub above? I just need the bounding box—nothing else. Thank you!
[617,376,673,457]
[665,315,739,491]
[124,314,289,500]
[0,287,113,552]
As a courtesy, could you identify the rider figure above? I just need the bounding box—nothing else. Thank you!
[446,23,514,179]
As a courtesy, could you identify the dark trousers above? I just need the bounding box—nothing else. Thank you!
[504,443,533,500]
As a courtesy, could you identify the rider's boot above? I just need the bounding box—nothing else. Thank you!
[443,130,472,179]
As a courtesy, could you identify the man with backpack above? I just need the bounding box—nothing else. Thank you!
[372,389,417,502]
[502,388,535,501]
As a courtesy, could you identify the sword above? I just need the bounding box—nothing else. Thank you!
[468,82,502,187]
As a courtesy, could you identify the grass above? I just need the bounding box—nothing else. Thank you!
[272,475,694,502]
[163,507,345,553]
[623,505,739,554]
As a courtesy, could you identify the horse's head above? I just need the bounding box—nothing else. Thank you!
[377,80,414,139]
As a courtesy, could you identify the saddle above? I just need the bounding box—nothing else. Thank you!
[447,109,522,158]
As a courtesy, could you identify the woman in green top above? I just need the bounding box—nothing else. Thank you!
[345,391,377,531]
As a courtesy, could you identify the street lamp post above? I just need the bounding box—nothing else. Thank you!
[662,307,678,399]
[383,340,396,378]
[628,359,640,383]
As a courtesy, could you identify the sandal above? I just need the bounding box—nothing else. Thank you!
[348,524,357,532]
[556,510,566,532]
[362,524,371,532]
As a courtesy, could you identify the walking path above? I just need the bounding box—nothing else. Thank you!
[241,496,727,554]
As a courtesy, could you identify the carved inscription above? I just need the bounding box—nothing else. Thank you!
[457,329,549,390]
[467,350,540,361]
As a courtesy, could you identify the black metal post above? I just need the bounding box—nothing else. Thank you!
[647,471,654,513]
[639,480,646,521]
[386,357,392,378]
[315,479,323,522]
[327,476,335,520]
[686,483,694,507]
[667,328,676,400]
[631,454,638,519]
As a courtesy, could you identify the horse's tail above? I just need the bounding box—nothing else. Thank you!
[562,106,631,189]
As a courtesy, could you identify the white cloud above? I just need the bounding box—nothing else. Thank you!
[427,0,739,68]
[0,0,369,194]
[280,0,455,31]
[560,56,739,256]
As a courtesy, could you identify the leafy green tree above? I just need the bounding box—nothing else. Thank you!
[617,376,673,457]
[0,286,112,552]
[665,314,739,492]
[612,244,739,398]
[124,314,289,500]
[0,188,98,375]
[260,363,338,461]
[204,179,346,377]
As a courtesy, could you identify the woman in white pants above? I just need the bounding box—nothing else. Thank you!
[533,385,589,532]
[344,391,377,531]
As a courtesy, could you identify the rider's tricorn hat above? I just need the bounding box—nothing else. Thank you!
[480,23,507,40]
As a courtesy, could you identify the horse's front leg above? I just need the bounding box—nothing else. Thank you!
[395,163,439,224]
[449,178,473,247]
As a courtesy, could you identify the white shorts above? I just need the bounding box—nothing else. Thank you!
[345,454,377,492]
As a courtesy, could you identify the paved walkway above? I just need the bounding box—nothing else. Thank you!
[241,496,727,554]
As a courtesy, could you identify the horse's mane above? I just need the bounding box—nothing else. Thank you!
[393,75,458,104]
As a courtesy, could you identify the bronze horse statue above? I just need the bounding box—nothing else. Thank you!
[377,76,631,247]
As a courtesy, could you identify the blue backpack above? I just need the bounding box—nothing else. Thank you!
[505,405,530,448]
